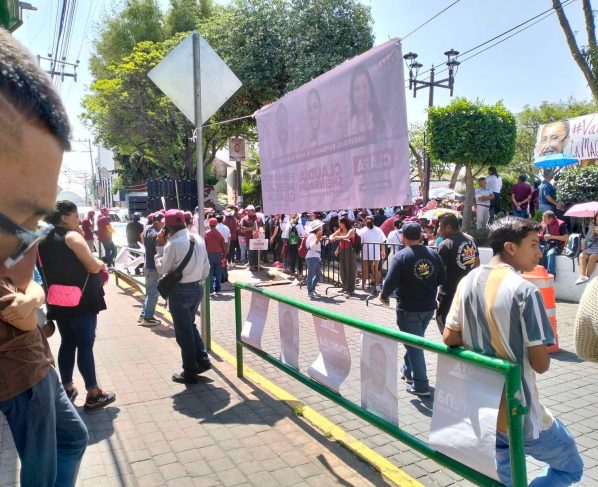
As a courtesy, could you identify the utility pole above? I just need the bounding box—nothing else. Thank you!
[37,55,80,82]
[404,50,460,203]
[70,139,97,207]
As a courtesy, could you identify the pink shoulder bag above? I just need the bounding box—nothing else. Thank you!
[37,250,90,307]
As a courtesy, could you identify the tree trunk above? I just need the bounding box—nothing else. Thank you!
[462,164,476,231]
[449,164,462,189]
[553,0,598,98]
[409,143,424,195]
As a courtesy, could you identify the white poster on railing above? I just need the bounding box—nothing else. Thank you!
[308,317,351,392]
[360,332,398,425]
[114,248,145,273]
[429,355,504,481]
[240,294,270,349]
[278,302,300,370]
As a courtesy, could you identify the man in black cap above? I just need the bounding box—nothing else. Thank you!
[379,222,446,397]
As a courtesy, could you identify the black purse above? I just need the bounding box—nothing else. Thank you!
[157,240,195,299]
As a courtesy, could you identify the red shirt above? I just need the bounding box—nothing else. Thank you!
[205,228,225,255]
[223,216,238,240]
[81,218,94,240]
[541,219,568,250]
[380,215,400,236]
[96,215,112,242]
[511,182,532,209]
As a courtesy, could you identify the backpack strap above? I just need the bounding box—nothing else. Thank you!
[175,239,195,275]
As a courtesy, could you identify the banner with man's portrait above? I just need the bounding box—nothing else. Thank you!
[360,332,398,425]
[278,302,300,371]
[535,113,598,160]
[240,294,270,350]
[255,38,411,214]
[308,317,351,393]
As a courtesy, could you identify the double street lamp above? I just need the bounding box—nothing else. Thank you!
[403,49,460,202]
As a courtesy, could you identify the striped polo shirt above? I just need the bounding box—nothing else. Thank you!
[446,264,555,439]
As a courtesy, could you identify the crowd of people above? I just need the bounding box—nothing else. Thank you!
[0,28,595,487]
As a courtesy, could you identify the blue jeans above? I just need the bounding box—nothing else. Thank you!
[208,252,222,292]
[141,268,160,318]
[541,245,559,276]
[496,419,583,486]
[239,239,247,262]
[56,313,98,390]
[168,281,210,374]
[0,368,88,487]
[306,257,321,293]
[396,309,434,392]
[100,240,116,267]
[511,209,529,218]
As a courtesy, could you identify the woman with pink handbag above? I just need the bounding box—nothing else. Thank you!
[38,201,115,410]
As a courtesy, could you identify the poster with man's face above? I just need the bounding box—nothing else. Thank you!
[307,317,351,393]
[240,294,270,350]
[360,332,398,425]
[278,303,300,371]
[534,113,598,160]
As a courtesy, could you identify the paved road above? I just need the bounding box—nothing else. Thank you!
[0,282,388,487]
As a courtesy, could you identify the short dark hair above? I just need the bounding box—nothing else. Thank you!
[393,218,402,229]
[518,174,527,182]
[488,216,541,256]
[46,200,77,225]
[439,213,459,231]
[478,177,486,182]
[0,29,70,151]
[216,215,223,223]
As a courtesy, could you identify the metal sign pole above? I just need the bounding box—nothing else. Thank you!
[193,33,208,347]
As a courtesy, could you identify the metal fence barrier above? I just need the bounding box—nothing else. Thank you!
[234,281,528,486]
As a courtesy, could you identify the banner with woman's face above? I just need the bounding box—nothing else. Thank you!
[256,38,411,214]
[534,113,598,160]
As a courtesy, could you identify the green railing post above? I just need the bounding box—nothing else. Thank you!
[505,364,528,487]
[235,285,243,377]
[204,277,211,351]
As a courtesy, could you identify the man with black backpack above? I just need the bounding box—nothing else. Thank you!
[156,210,211,384]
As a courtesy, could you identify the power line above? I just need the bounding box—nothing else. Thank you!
[402,0,463,40]
[411,0,577,86]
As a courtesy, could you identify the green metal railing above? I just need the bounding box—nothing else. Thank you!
[234,281,528,487]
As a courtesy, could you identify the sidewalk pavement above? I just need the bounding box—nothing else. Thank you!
[0,282,389,487]
[206,265,598,487]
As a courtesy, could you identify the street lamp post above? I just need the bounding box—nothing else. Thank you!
[404,49,460,203]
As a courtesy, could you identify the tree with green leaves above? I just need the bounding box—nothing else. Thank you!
[85,0,375,185]
[558,165,598,204]
[428,98,516,230]
[163,0,213,37]
[90,0,164,79]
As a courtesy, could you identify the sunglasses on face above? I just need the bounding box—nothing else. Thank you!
[0,212,53,268]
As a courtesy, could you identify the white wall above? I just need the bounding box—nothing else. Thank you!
[478,247,585,303]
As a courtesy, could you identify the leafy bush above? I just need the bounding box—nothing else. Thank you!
[557,165,598,204]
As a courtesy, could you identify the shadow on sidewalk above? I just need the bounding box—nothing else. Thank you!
[550,348,583,363]
[83,405,121,446]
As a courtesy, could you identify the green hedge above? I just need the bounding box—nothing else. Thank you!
[558,165,598,204]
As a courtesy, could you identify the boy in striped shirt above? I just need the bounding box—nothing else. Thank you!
[443,216,583,486]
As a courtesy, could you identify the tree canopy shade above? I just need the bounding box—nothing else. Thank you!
[558,165,598,204]
[83,0,374,184]
[428,98,516,229]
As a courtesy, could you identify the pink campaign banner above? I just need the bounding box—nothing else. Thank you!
[255,39,411,214]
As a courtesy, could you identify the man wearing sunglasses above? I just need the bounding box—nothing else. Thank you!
[0,29,88,486]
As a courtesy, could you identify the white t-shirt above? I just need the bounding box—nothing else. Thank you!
[306,233,321,259]
[475,188,494,206]
[216,223,231,243]
[486,174,502,193]
[358,226,386,260]
[282,221,305,240]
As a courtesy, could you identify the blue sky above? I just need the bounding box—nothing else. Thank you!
[14,0,592,143]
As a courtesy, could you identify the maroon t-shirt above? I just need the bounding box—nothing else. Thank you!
[511,182,532,210]
[81,218,94,240]
[96,215,112,242]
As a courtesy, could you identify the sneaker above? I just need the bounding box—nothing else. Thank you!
[65,387,78,403]
[136,315,144,324]
[172,372,199,384]
[575,275,590,285]
[84,389,116,410]
[250,266,259,272]
[139,317,161,326]
[406,385,430,397]
[400,366,414,385]
[196,362,212,375]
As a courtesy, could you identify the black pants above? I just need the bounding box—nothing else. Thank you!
[288,244,303,274]
[228,239,238,264]
[436,291,455,334]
